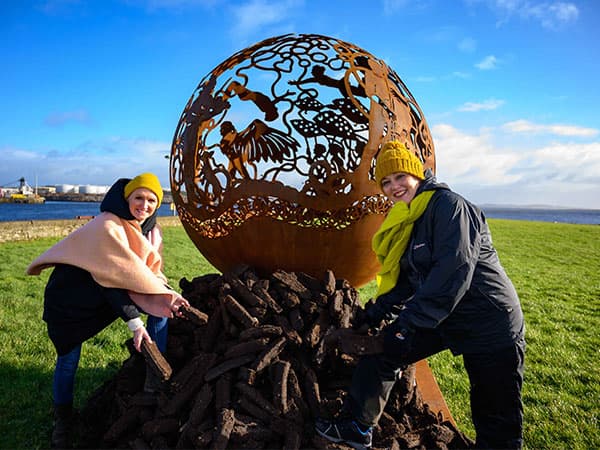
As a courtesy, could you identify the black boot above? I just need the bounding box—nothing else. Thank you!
[51,403,73,449]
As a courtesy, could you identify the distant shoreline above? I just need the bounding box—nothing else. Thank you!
[480,204,600,212]
[1,202,598,230]
[42,192,175,203]
[0,216,181,243]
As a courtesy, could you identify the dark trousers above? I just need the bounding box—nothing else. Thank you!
[349,328,525,449]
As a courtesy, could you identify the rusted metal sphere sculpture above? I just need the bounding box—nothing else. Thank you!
[170,33,435,286]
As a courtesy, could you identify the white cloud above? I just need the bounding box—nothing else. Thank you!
[532,142,600,183]
[519,1,579,29]
[503,120,598,137]
[4,125,599,209]
[414,76,436,83]
[229,0,303,38]
[124,0,220,11]
[458,37,477,52]
[431,124,522,185]
[383,0,411,15]
[0,138,172,188]
[430,122,600,208]
[452,71,471,79]
[383,0,430,15]
[473,0,580,30]
[10,149,40,160]
[475,55,499,70]
[458,98,505,112]
[43,109,91,127]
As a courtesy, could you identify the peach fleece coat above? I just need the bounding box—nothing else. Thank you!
[27,212,178,317]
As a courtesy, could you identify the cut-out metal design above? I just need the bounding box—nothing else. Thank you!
[170,33,435,286]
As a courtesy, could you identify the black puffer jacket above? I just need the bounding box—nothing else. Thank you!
[376,173,524,355]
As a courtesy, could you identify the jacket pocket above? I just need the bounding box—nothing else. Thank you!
[474,284,514,312]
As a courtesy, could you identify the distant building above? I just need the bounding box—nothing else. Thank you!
[55,184,79,194]
[0,177,45,203]
[79,185,109,194]
[54,184,110,194]
[37,186,57,195]
[1,177,38,196]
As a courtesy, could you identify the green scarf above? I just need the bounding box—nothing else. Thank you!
[372,190,435,298]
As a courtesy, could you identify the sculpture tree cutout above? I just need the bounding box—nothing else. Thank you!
[170,33,435,286]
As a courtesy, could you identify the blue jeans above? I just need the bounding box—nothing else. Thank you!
[146,315,168,353]
[53,344,81,406]
[52,316,168,405]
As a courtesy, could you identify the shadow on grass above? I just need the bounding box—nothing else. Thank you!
[0,362,126,450]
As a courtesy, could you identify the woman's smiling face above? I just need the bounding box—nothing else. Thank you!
[380,171,422,204]
[127,188,158,222]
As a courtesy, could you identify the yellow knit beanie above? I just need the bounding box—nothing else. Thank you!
[124,173,163,207]
[375,141,425,187]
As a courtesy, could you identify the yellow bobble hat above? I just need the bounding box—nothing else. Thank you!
[375,141,425,187]
[124,172,163,207]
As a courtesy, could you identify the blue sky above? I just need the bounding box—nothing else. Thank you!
[1,0,599,208]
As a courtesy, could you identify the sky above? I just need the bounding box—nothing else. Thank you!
[1,0,599,209]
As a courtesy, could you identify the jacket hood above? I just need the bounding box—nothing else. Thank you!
[100,178,157,235]
[417,169,450,195]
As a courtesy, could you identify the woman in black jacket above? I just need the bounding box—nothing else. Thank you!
[316,141,525,449]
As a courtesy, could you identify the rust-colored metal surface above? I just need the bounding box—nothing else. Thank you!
[170,33,435,286]
[415,359,455,425]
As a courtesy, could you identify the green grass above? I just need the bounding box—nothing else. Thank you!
[359,220,600,449]
[1,220,599,449]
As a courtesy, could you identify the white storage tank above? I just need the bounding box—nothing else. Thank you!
[55,184,76,193]
[79,185,97,194]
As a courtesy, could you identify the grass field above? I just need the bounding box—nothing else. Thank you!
[0,219,598,449]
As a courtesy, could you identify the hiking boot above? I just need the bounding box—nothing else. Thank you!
[315,417,373,449]
[51,403,73,449]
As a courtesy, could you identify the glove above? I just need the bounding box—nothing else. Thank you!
[365,301,387,328]
[383,318,415,358]
[352,299,384,330]
[365,290,409,328]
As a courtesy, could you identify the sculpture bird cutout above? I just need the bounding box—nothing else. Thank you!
[218,120,299,179]
[216,80,300,179]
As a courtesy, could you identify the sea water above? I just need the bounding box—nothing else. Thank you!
[0,201,175,222]
[0,201,599,225]
[481,206,600,225]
